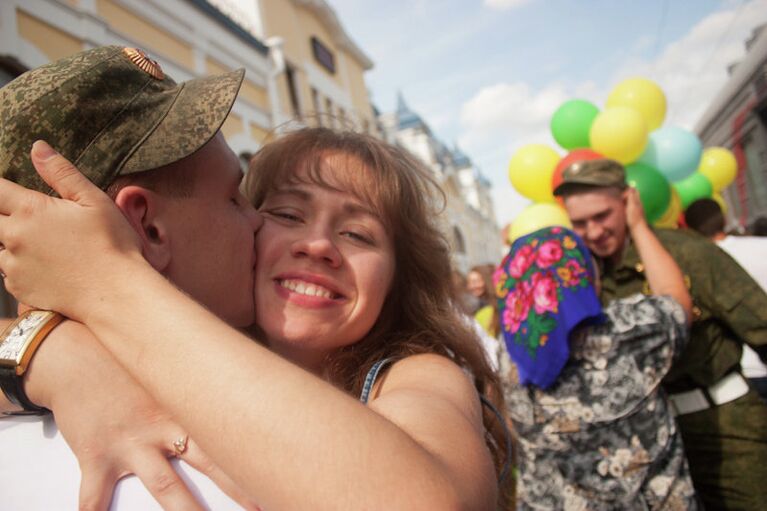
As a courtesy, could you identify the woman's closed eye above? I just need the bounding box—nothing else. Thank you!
[341,230,374,245]
[265,209,303,223]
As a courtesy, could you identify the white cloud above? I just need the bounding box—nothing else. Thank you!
[483,0,535,11]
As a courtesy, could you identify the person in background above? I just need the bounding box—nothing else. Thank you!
[555,158,767,510]
[496,190,698,509]
[467,264,500,337]
[685,198,767,401]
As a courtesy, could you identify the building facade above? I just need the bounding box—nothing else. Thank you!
[695,24,767,230]
[252,0,379,135]
[379,94,501,273]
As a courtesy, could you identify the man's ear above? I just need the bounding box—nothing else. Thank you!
[113,186,172,272]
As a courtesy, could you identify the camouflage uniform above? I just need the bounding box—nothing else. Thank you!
[601,227,767,510]
[505,294,698,510]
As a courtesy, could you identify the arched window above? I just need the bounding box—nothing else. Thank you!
[452,226,466,254]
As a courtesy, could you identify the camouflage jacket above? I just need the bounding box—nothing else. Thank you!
[600,228,767,392]
[506,294,698,510]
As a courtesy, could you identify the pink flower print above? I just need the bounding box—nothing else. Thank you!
[536,240,563,268]
[509,245,535,278]
[558,260,584,287]
[566,259,585,284]
[503,283,532,333]
[551,226,562,234]
[532,273,559,314]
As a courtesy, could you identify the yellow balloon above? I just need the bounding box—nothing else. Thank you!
[509,202,573,243]
[698,147,737,191]
[507,144,560,203]
[590,107,648,164]
[654,188,681,229]
[606,77,667,131]
[712,192,728,215]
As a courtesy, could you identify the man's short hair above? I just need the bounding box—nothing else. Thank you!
[0,46,243,195]
[685,198,725,238]
[553,158,627,197]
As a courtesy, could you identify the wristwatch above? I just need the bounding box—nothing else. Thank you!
[0,310,64,415]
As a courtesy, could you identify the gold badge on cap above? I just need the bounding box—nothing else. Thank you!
[122,47,164,80]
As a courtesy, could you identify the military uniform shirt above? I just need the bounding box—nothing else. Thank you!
[599,228,767,392]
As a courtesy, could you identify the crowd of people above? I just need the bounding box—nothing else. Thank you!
[0,46,766,510]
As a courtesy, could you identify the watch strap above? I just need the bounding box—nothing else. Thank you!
[0,310,63,416]
[0,363,50,415]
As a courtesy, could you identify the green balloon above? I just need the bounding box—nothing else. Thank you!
[550,99,599,150]
[625,162,671,224]
[673,172,713,209]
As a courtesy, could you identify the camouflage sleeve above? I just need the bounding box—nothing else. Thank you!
[694,239,767,356]
[648,295,689,361]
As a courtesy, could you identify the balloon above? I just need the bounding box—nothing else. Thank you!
[625,162,671,224]
[590,107,648,164]
[712,192,728,215]
[639,126,702,182]
[509,202,572,243]
[550,99,599,150]
[673,172,713,209]
[654,188,682,229]
[698,147,738,191]
[606,77,667,131]
[508,144,560,202]
[552,149,604,193]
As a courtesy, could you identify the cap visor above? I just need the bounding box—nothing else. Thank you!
[122,68,245,173]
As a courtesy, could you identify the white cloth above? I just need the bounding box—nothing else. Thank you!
[717,235,767,378]
[0,415,242,510]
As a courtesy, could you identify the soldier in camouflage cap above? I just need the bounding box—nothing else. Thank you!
[553,158,627,196]
[555,155,767,509]
[0,45,243,193]
[0,46,262,508]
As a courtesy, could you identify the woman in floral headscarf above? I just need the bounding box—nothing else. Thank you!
[495,189,700,510]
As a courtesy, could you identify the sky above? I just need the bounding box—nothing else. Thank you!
[328,0,767,227]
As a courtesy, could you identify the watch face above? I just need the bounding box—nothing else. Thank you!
[0,312,50,364]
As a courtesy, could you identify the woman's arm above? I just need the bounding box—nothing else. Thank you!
[2,317,257,511]
[0,146,497,509]
[625,187,693,321]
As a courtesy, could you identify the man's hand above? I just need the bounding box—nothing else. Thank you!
[624,186,649,232]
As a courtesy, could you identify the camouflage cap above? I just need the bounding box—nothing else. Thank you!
[0,45,244,194]
[553,158,627,196]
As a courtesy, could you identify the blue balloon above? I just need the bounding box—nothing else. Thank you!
[638,126,702,182]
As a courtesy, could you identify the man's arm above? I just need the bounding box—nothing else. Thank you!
[624,188,692,321]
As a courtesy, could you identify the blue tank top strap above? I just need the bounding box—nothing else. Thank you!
[359,358,395,404]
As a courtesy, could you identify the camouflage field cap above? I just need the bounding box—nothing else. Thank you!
[0,45,244,194]
[553,158,627,196]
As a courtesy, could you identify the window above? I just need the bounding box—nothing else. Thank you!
[311,36,335,74]
[284,64,301,118]
[452,226,466,254]
[311,87,321,126]
[325,97,334,127]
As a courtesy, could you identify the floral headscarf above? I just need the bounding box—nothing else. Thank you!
[494,226,604,388]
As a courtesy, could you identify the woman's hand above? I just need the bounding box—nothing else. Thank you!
[25,320,259,511]
[0,141,145,320]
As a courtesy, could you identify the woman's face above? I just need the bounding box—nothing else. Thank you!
[466,271,486,298]
[253,153,396,371]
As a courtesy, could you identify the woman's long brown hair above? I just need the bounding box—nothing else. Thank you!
[244,127,514,508]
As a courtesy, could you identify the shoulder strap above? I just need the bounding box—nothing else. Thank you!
[359,358,394,404]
